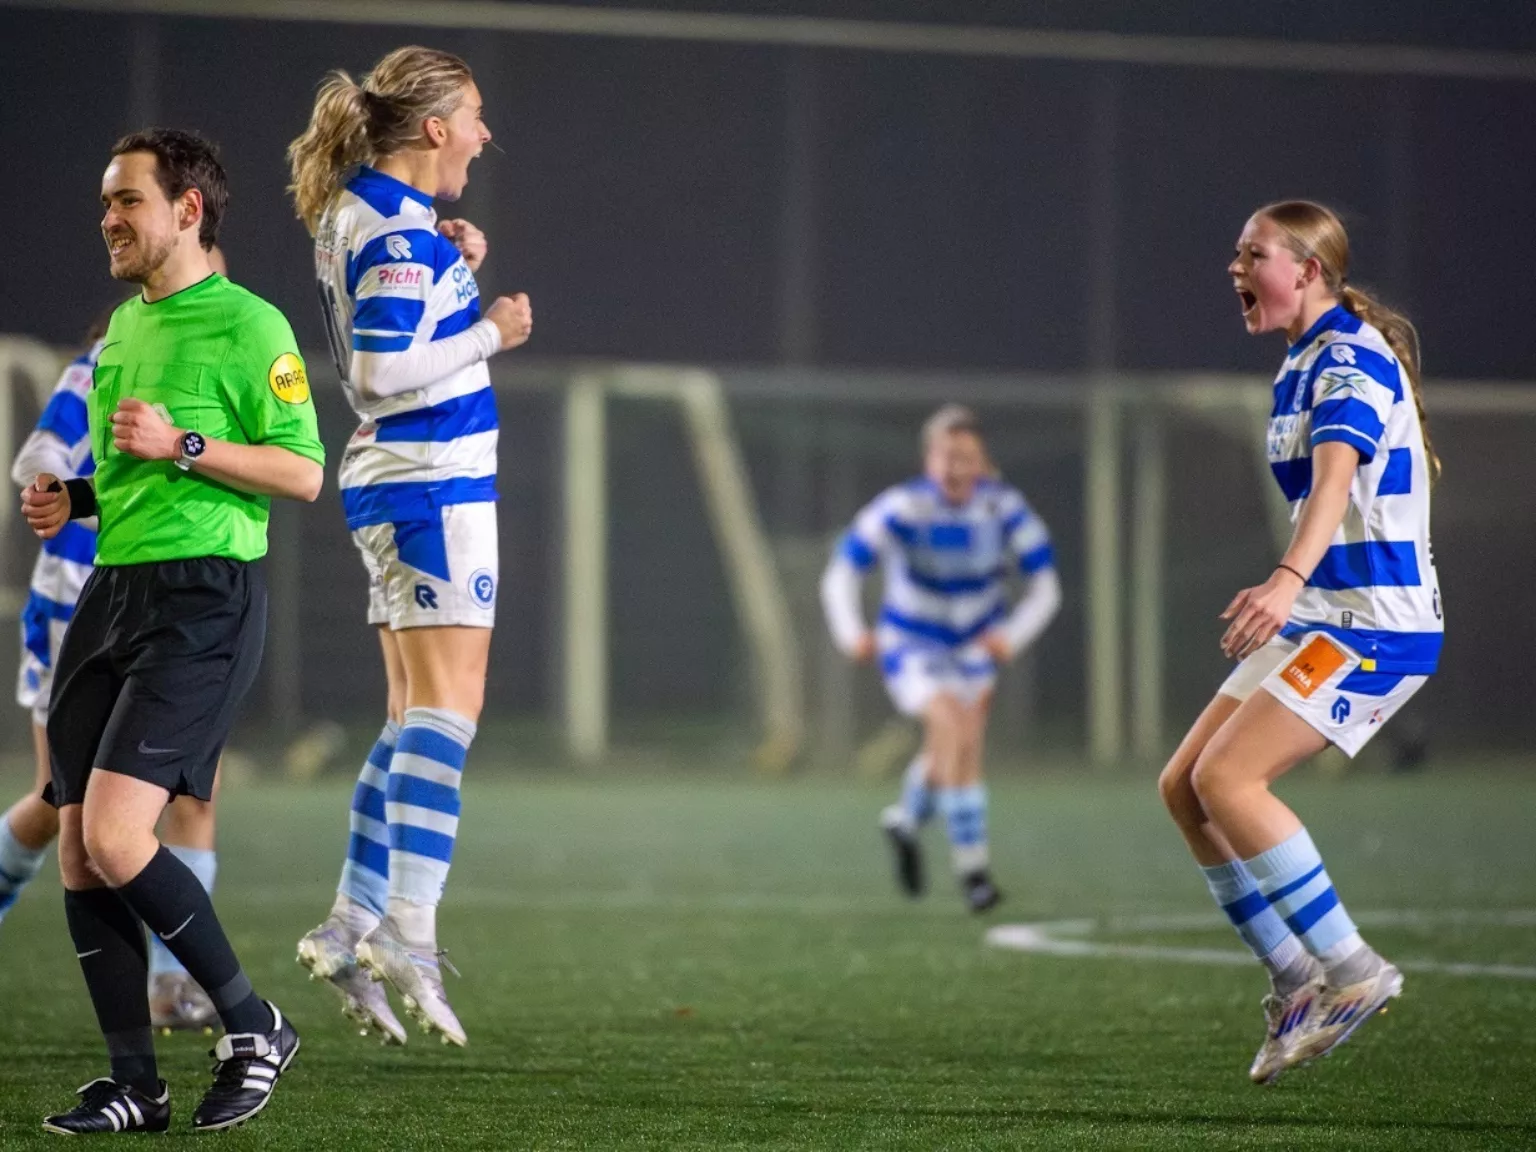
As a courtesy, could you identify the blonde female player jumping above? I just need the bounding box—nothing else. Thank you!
[821,406,1061,912]
[1158,200,1442,1084]
[288,45,532,1047]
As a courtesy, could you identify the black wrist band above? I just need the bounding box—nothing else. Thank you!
[1275,563,1307,584]
[63,478,98,520]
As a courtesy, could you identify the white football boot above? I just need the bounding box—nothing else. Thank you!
[1249,968,1323,1084]
[354,916,467,1047]
[297,914,409,1046]
[1283,960,1403,1071]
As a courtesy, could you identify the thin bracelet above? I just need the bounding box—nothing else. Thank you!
[1275,563,1307,584]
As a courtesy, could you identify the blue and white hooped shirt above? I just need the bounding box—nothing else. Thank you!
[839,477,1055,652]
[1267,304,1442,674]
[16,343,100,676]
[314,166,499,534]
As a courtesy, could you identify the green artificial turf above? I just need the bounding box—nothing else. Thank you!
[0,771,1532,1149]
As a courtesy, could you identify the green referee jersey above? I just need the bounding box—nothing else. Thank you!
[89,273,325,565]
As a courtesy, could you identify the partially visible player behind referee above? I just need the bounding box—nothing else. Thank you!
[20,129,324,1135]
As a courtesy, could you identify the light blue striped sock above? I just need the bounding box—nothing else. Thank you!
[338,721,399,918]
[898,756,935,828]
[386,708,474,911]
[1246,827,1366,969]
[937,784,989,875]
[1201,859,1305,978]
[0,816,49,924]
[149,845,216,976]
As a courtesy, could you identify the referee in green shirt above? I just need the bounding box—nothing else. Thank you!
[21,130,323,1135]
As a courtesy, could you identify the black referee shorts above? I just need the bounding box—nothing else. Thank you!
[44,557,266,807]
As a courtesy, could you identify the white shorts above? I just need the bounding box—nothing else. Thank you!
[15,616,69,726]
[1219,632,1427,758]
[881,644,997,718]
[353,501,499,631]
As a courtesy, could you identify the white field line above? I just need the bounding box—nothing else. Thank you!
[987,909,1536,980]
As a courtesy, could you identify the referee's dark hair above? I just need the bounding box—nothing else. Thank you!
[111,128,228,251]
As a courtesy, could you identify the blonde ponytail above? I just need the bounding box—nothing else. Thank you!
[1339,285,1441,485]
[1259,199,1442,485]
[287,71,373,234]
[288,46,475,235]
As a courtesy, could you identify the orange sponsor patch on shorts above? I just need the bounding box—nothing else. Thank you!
[1278,636,1348,699]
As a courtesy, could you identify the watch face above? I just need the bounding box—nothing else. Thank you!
[183,431,206,457]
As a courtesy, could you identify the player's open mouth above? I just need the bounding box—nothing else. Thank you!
[107,234,134,257]
[1237,287,1258,317]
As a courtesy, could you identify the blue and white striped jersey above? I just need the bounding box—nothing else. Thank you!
[1267,304,1442,674]
[314,166,501,530]
[11,343,100,673]
[839,477,1055,651]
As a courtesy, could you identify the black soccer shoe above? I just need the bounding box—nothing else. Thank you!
[882,819,926,897]
[41,1077,170,1135]
[191,1001,300,1132]
[961,870,1003,913]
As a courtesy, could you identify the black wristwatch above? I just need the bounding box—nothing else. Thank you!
[175,430,207,472]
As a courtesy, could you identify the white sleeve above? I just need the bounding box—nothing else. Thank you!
[820,553,868,655]
[993,567,1061,657]
[349,320,501,401]
[989,489,1060,657]
[11,429,74,489]
[819,490,903,654]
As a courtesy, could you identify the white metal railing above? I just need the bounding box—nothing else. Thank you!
[7,0,1536,81]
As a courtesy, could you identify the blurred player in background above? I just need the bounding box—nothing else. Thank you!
[4,261,233,1034]
[288,45,532,1047]
[1157,200,1442,1084]
[821,405,1061,912]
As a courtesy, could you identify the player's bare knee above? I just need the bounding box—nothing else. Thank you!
[1157,753,1198,816]
[80,815,153,887]
[1189,743,1246,811]
[56,821,96,890]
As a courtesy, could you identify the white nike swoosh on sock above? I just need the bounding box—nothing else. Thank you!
[160,912,196,940]
[76,948,102,958]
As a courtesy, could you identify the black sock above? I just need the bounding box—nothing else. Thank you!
[116,846,271,1035]
[63,888,159,1096]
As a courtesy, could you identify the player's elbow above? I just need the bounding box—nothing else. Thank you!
[349,352,409,401]
[820,557,856,609]
[818,561,839,603]
[291,459,324,503]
